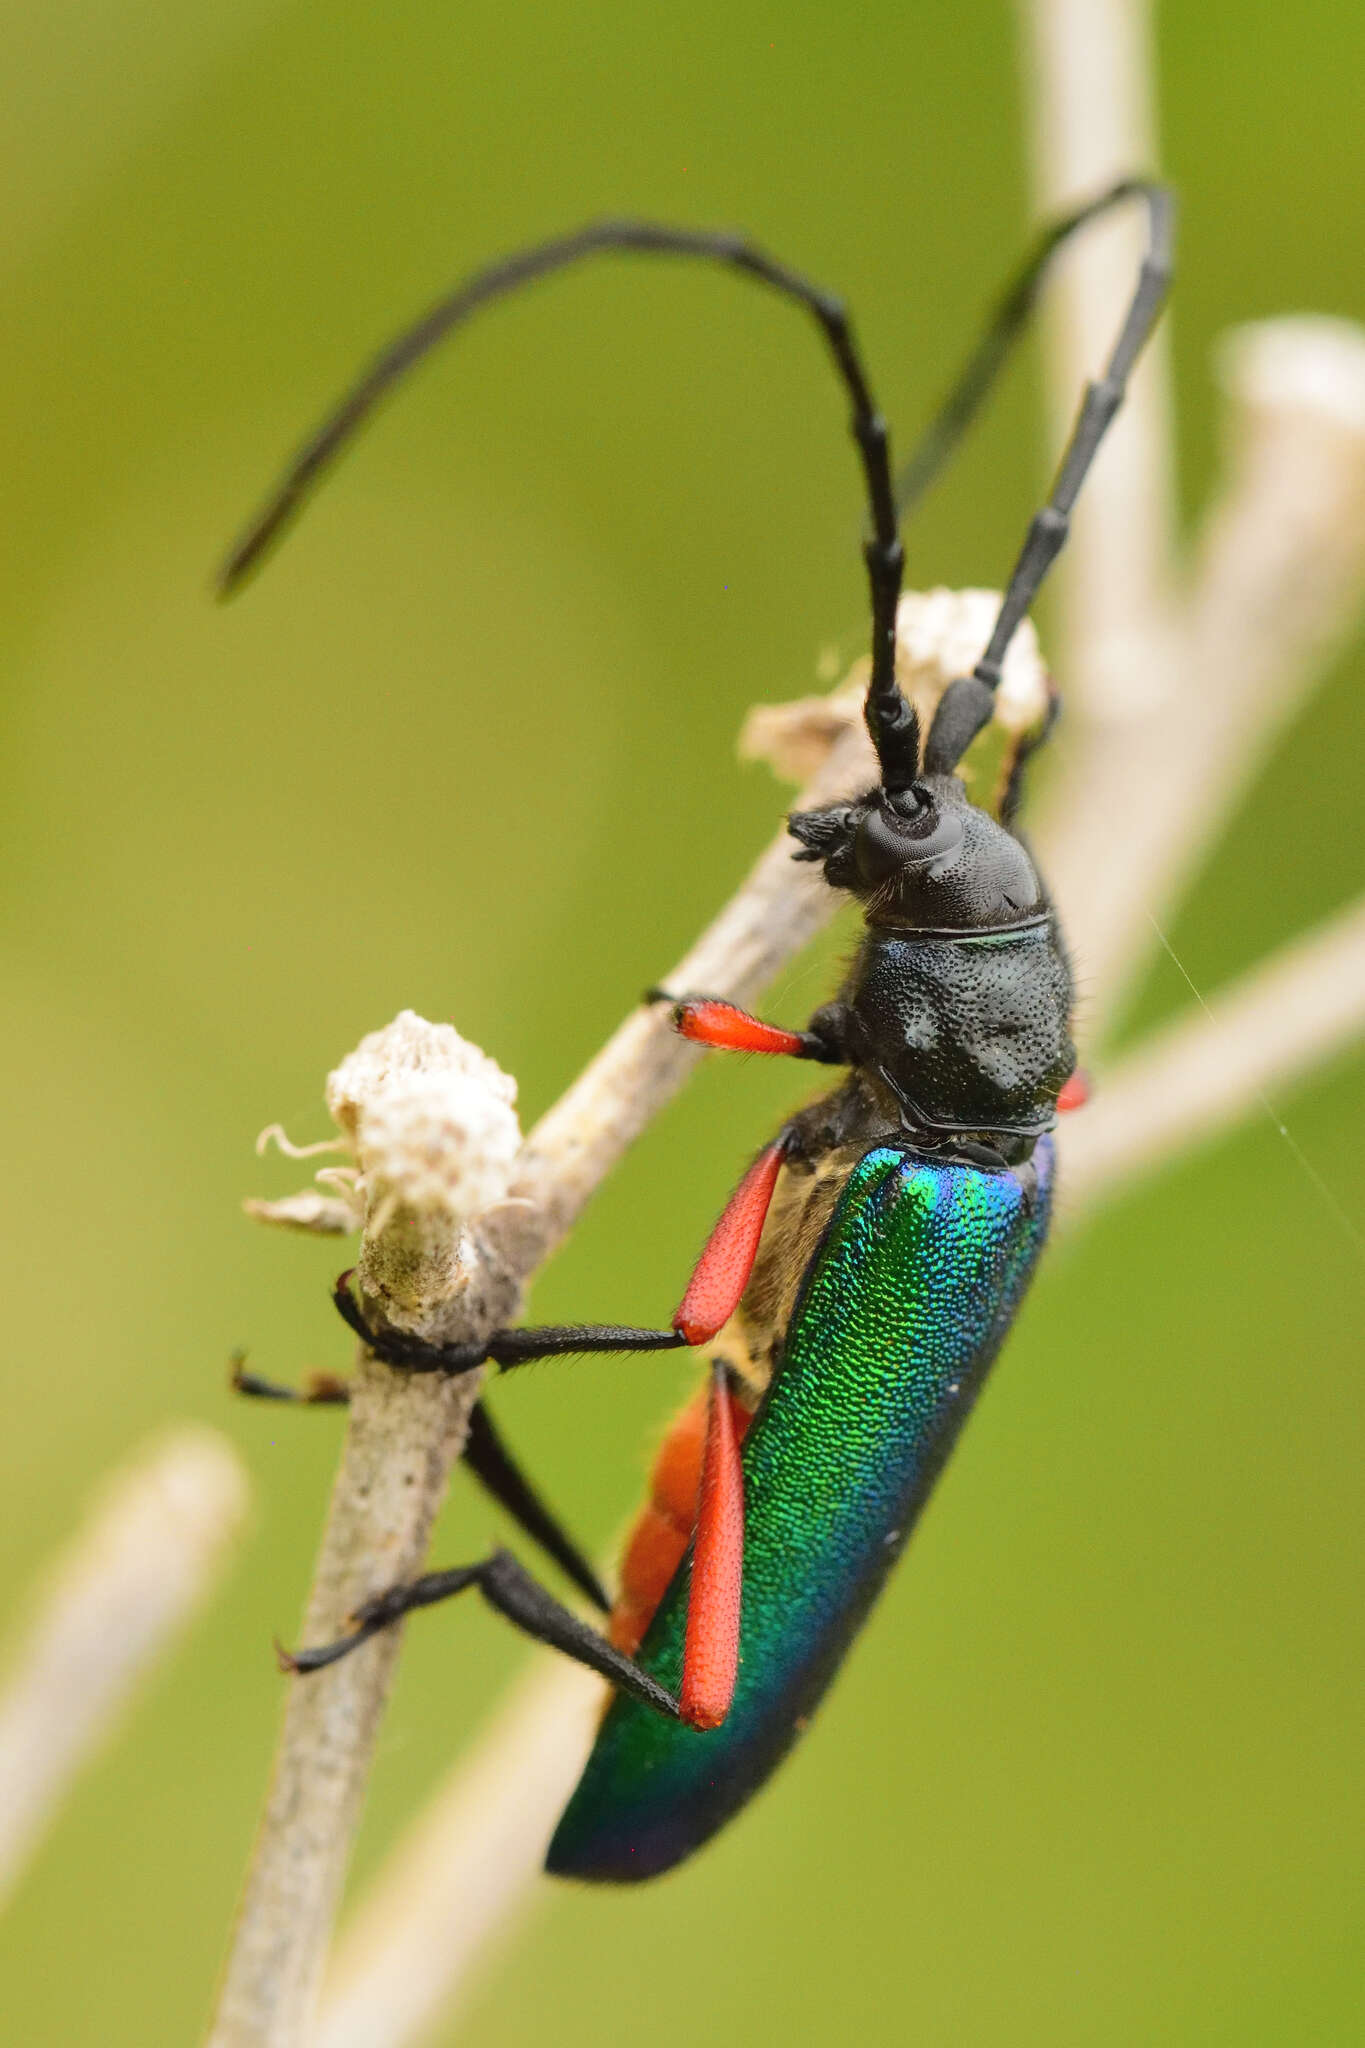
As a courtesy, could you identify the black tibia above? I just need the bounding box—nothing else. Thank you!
[230,1354,350,1405]
[965,182,1173,699]
[232,1326,608,1608]
[465,1402,610,1613]
[333,1272,688,1376]
[285,1547,681,1720]
[490,1326,688,1364]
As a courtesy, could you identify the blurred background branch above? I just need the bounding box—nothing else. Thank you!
[1017,0,1177,718]
[0,1430,248,1911]
[1020,0,1365,1024]
[1038,313,1365,1019]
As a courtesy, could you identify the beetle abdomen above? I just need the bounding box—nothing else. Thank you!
[547,1138,1054,1882]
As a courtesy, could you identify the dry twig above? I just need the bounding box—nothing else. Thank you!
[1039,314,1365,1017]
[1020,9,1365,1026]
[1017,0,1177,719]
[0,1428,248,1911]
[1062,894,1365,1208]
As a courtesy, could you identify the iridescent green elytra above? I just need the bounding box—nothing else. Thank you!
[549,1138,1054,1882]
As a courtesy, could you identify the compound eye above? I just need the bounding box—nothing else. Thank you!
[853,792,964,885]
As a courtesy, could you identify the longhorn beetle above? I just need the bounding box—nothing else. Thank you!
[225,180,1173,1882]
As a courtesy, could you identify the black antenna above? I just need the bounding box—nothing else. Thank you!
[975,184,1174,684]
[894,178,1173,523]
[217,221,918,791]
[920,180,1175,775]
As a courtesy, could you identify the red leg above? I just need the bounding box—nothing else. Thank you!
[670,997,812,1058]
[680,1362,746,1730]
[672,1136,789,1345]
[1056,1068,1090,1113]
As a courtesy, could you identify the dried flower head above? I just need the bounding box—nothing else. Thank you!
[326,1010,521,1239]
[739,585,1050,785]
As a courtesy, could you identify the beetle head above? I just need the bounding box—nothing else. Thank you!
[789,677,1045,932]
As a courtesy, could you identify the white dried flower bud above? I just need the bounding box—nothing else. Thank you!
[740,585,1051,784]
[895,587,1049,735]
[326,1010,521,1238]
[242,1191,361,1236]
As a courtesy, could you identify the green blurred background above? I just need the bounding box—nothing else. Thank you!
[2,2,1362,2041]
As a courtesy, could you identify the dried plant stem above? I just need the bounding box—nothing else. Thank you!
[207,725,869,2048]
[208,1362,480,2048]
[1039,316,1365,1018]
[316,889,1365,2048]
[314,1662,604,2048]
[1016,0,1176,718]
[1062,894,1365,1208]
[1019,3,1365,1031]
[0,1428,248,1911]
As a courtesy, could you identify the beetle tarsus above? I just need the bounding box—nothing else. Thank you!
[332,1274,690,1377]
[285,1549,681,1719]
[230,1354,351,1405]
[330,1274,487,1374]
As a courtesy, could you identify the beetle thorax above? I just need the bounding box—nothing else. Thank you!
[792,775,1075,1152]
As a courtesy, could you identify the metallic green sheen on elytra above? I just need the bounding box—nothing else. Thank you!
[547,1138,1054,1883]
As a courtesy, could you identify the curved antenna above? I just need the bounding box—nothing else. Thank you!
[894,177,1172,521]
[922,180,1175,775]
[218,221,918,791]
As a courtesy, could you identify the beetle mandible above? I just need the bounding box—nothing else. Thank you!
[226,179,1173,1882]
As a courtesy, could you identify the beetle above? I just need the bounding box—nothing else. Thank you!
[226,179,1173,1882]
